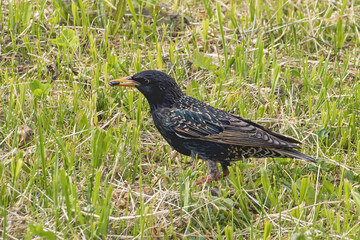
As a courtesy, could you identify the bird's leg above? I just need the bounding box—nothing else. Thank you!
[196,160,221,185]
[220,161,231,178]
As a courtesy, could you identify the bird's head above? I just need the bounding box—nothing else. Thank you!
[109,70,184,109]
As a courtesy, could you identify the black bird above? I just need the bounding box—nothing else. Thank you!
[109,70,316,184]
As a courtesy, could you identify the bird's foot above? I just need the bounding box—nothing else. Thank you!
[196,161,231,185]
[223,169,230,178]
[196,176,218,185]
[196,173,229,185]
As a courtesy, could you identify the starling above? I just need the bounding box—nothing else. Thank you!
[109,70,316,184]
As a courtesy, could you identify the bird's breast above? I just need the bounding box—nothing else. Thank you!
[152,108,192,156]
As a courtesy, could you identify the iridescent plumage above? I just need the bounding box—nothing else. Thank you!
[110,70,316,184]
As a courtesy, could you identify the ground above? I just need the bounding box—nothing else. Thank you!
[1,0,360,239]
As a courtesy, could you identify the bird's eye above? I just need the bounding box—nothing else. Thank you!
[144,78,150,84]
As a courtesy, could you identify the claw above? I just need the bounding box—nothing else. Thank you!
[196,161,231,185]
[196,172,229,185]
[196,175,217,185]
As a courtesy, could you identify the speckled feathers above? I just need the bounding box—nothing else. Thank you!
[110,70,316,183]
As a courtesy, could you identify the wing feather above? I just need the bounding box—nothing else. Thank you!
[170,108,301,149]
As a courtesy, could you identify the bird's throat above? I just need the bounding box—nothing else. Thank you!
[148,92,184,112]
[149,99,174,112]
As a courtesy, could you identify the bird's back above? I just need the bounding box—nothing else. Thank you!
[152,95,316,163]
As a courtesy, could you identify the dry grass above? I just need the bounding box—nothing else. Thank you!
[1,0,360,239]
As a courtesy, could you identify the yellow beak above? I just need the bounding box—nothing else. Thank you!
[109,77,140,87]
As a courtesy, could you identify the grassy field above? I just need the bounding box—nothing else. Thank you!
[1,0,360,239]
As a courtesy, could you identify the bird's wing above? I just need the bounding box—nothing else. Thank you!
[169,108,301,149]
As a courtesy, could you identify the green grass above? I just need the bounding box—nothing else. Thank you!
[1,0,360,239]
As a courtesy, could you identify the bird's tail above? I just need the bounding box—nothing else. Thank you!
[276,149,317,163]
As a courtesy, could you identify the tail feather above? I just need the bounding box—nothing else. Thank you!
[276,149,317,163]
